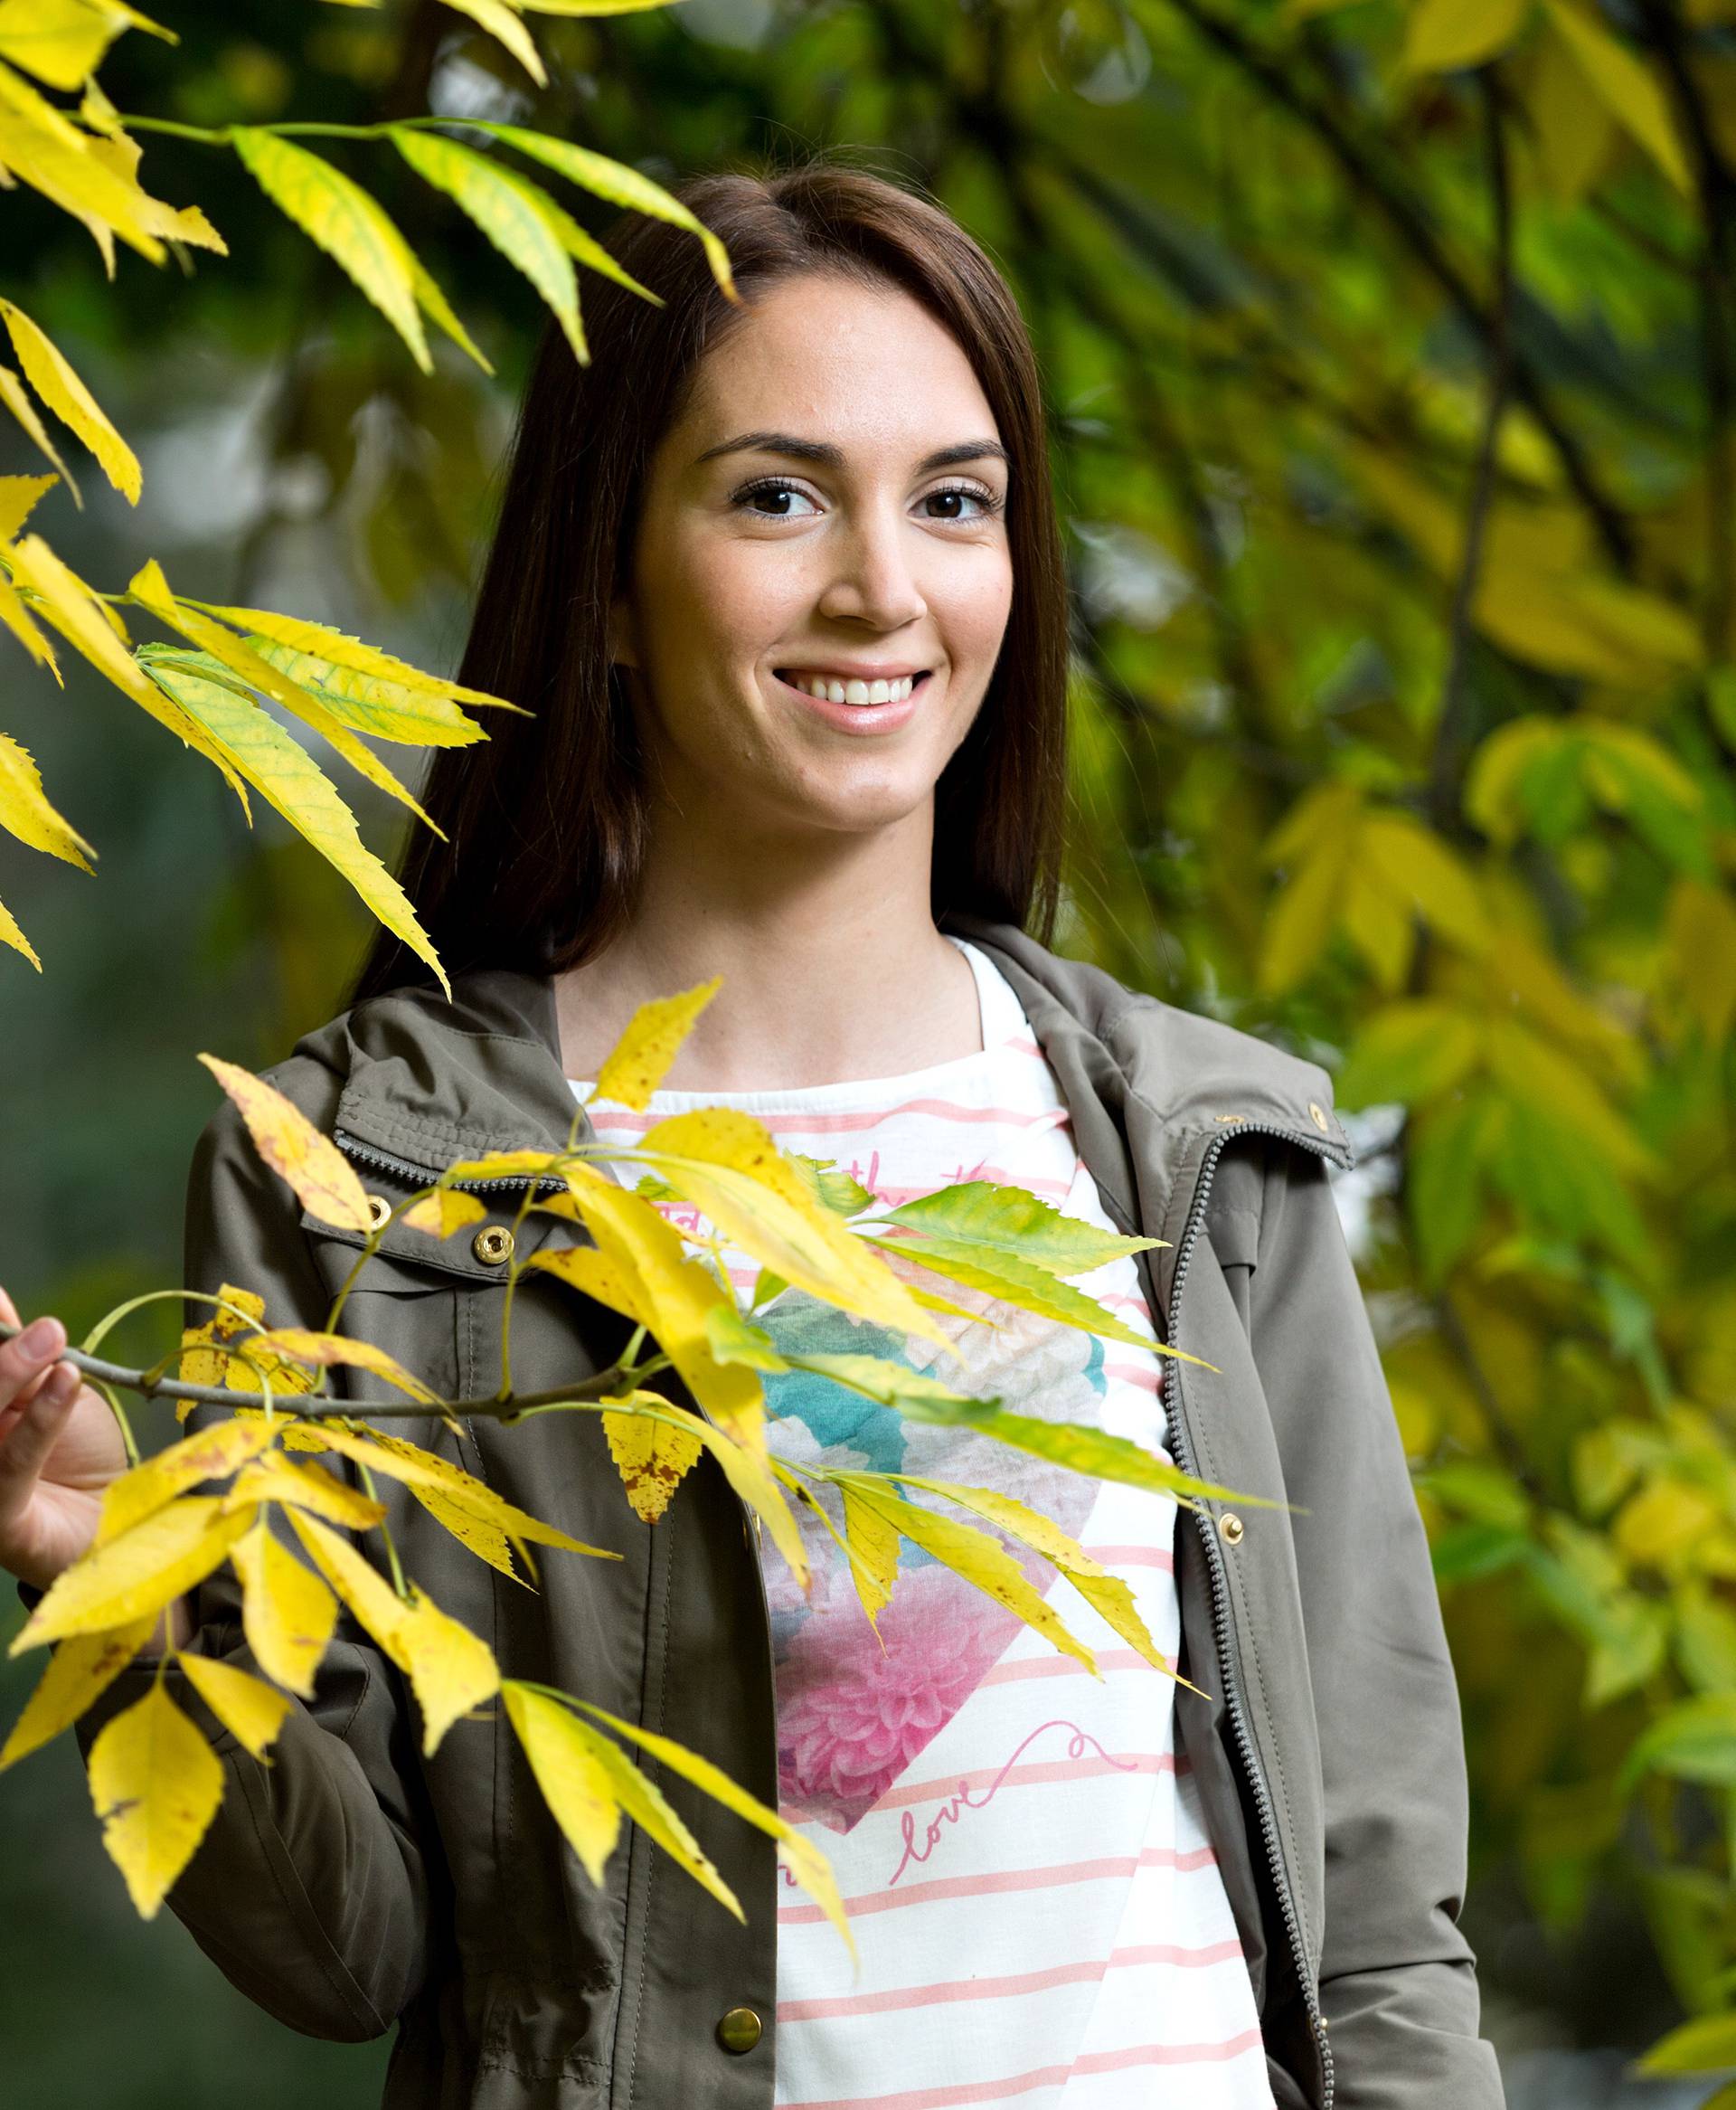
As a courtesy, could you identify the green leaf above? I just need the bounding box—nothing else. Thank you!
[871,1180,1163,1278]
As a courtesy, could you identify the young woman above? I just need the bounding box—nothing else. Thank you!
[0,160,1505,2110]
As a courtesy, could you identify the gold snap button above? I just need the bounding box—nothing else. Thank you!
[1212,1112,1246,1123]
[1218,1510,1245,1546]
[1307,1101,1329,1131]
[472,1225,514,1265]
[715,2006,762,2054]
[365,1193,392,1231]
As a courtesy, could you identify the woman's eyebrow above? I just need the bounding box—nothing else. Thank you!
[693,431,1010,475]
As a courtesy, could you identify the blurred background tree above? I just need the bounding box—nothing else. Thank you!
[3,0,1734,2103]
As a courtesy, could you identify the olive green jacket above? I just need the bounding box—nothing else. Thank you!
[74,914,1505,2110]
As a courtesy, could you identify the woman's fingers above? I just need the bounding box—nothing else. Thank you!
[0,1304,69,1415]
[0,1361,80,1525]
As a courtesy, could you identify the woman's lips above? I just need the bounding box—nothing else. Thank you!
[774,667,929,733]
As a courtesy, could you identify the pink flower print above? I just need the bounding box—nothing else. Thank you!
[776,1562,1013,1832]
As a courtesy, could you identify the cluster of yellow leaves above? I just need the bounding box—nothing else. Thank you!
[0,0,746,986]
[0,975,1243,1944]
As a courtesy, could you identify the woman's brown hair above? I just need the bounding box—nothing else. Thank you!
[344,154,1071,1007]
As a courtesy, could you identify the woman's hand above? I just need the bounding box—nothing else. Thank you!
[0,1284,127,1592]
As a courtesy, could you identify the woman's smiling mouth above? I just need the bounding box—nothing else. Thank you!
[774,667,929,705]
[772,666,931,733]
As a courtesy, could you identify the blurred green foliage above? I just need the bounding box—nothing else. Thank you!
[5,0,1736,2098]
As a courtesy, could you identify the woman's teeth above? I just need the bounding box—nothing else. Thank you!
[781,671,919,706]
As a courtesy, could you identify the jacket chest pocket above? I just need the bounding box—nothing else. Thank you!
[296,1178,619,1415]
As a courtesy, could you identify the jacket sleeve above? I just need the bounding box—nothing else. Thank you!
[1248,1136,1506,2110]
[74,1083,433,2041]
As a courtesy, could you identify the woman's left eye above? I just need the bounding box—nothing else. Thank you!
[921,482,1000,521]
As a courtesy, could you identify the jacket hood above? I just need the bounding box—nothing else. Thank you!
[284,913,1356,1249]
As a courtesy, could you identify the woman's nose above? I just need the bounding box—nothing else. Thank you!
[815,506,927,630]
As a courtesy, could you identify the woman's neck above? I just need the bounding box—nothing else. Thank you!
[552,808,984,1091]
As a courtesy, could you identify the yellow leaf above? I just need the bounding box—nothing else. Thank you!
[601,1404,703,1522]
[629,1111,948,1348]
[501,1681,621,1884]
[178,603,520,712]
[0,569,55,676]
[601,1392,807,1587]
[577,1696,852,1956]
[392,126,595,358]
[128,559,448,839]
[222,1453,387,1532]
[0,468,58,541]
[558,1169,767,1438]
[0,0,131,90]
[0,114,166,266]
[83,130,225,255]
[838,1477,1097,1671]
[1614,1481,1722,1569]
[0,1616,154,1770]
[177,1285,321,1407]
[588,979,721,1112]
[2,535,248,795]
[286,1509,411,1659]
[436,0,547,81]
[231,1521,336,1698]
[505,1681,741,1916]
[516,0,684,14]
[0,728,94,867]
[0,886,40,967]
[0,298,140,501]
[96,1416,279,1547]
[196,1053,373,1232]
[251,1327,439,1405]
[405,243,496,374]
[179,1653,292,1762]
[0,46,74,134]
[288,1514,496,1754]
[890,1475,1180,1682]
[401,1188,489,1237]
[840,1483,897,1626]
[1543,0,1692,192]
[480,126,738,302]
[12,1498,255,1652]
[302,1424,620,1561]
[526,1239,653,1323]
[231,129,431,370]
[397,1585,501,1755]
[1401,0,1528,71]
[142,655,450,998]
[228,639,486,747]
[406,1483,522,1583]
[0,359,78,497]
[88,1684,224,1917]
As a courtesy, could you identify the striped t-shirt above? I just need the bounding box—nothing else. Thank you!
[572,938,1273,2110]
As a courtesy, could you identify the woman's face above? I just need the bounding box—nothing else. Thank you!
[609,271,1014,847]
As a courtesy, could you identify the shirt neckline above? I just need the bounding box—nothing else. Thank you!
[570,940,1029,1115]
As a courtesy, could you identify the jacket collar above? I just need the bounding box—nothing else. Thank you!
[292,916,1354,1238]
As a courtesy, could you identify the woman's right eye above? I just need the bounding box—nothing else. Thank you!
[732,478,819,517]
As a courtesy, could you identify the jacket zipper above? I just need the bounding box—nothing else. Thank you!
[1161,1121,1337,2110]
[333,1128,571,1197]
